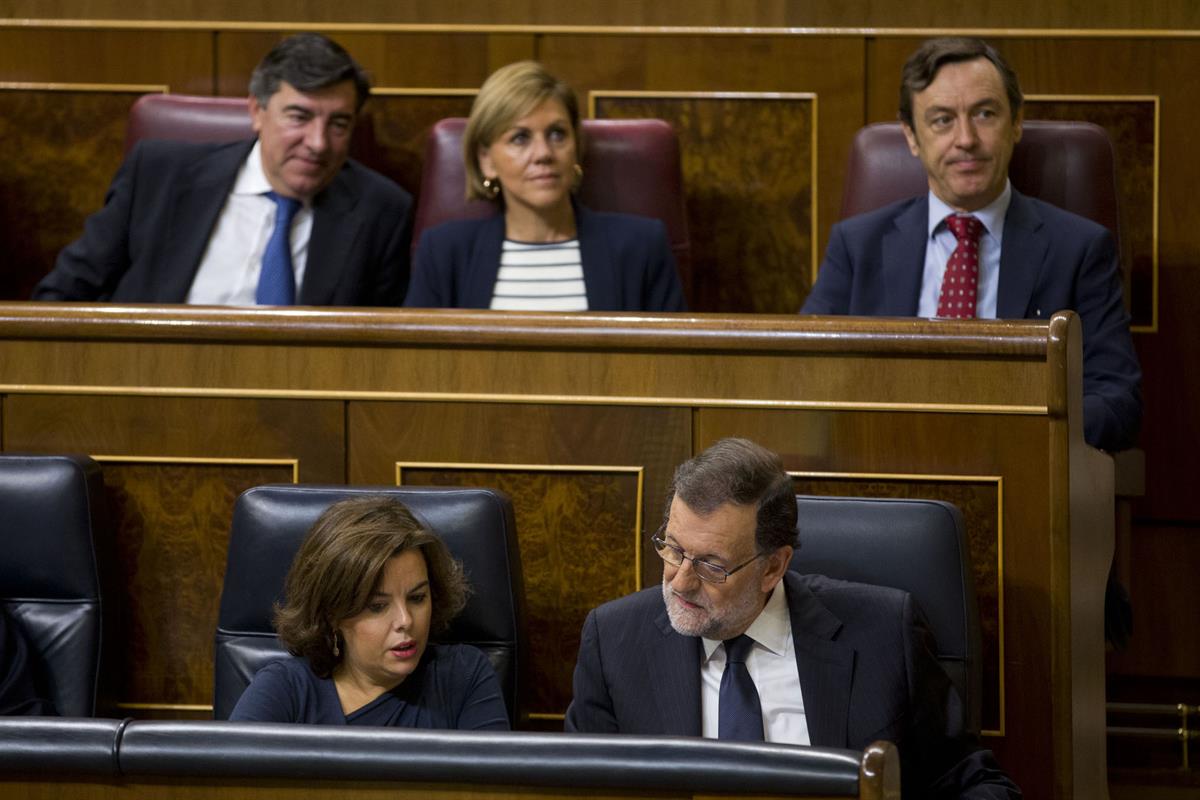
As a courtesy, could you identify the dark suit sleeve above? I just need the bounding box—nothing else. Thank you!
[800,220,853,314]
[1073,229,1142,452]
[564,608,620,733]
[901,595,1021,799]
[404,225,456,308]
[367,189,413,307]
[643,220,686,312]
[32,145,144,301]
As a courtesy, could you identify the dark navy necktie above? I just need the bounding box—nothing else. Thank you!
[256,191,301,305]
[718,634,763,741]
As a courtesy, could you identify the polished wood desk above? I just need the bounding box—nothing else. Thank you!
[0,304,1112,800]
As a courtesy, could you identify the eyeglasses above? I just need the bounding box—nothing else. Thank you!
[651,528,765,584]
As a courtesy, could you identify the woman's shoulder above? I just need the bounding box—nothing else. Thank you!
[420,214,503,245]
[425,642,493,673]
[576,204,666,234]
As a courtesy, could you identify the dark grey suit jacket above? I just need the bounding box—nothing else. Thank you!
[801,190,1141,452]
[33,139,413,306]
[565,572,1020,799]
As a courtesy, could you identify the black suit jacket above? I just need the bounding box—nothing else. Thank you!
[566,572,1020,799]
[404,203,686,311]
[801,190,1142,452]
[33,139,413,306]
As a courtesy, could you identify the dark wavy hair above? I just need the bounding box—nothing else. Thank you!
[899,37,1022,131]
[249,32,371,111]
[273,496,468,678]
[663,438,798,553]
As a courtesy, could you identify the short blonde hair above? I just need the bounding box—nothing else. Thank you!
[462,61,581,201]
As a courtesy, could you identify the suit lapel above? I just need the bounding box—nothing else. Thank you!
[996,190,1048,318]
[462,215,506,308]
[880,197,928,315]
[301,165,362,305]
[158,141,251,302]
[651,604,703,735]
[576,205,617,310]
[785,572,854,748]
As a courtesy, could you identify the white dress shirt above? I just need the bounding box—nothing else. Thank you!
[700,581,810,745]
[917,180,1012,319]
[186,140,314,305]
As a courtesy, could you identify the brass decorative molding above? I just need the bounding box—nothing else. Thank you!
[92,454,299,482]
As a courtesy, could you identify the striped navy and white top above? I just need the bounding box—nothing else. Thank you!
[489,239,587,311]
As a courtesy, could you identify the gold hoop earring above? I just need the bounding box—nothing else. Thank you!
[481,177,501,200]
[572,163,584,190]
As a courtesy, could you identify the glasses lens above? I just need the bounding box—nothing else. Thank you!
[653,536,684,566]
[691,560,728,583]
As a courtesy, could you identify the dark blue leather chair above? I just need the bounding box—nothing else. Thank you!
[213,485,527,724]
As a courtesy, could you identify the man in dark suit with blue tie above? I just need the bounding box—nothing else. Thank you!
[32,33,412,307]
[801,37,1141,453]
[566,438,1020,799]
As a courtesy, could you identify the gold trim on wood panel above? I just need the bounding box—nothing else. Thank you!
[115,702,213,712]
[1025,93,1160,334]
[589,90,819,281]
[397,461,646,590]
[92,454,300,483]
[9,20,1200,38]
[791,469,1006,737]
[0,383,1051,415]
[371,87,478,97]
[528,712,567,721]
[0,81,167,93]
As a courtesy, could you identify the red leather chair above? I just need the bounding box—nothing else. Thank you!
[413,118,691,282]
[124,94,253,154]
[841,120,1120,242]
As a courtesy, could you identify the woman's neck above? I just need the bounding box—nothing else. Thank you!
[504,199,577,243]
[332,664,401,715]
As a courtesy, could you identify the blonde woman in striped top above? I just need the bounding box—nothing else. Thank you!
[405,61,685,312]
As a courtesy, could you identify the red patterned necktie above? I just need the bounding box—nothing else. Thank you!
[937,214,984,318]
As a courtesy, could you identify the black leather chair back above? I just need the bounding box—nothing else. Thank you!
[0,455,107,717]
[791,495,981,734]
[214,485,526,723]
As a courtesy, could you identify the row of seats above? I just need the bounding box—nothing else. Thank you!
[124,94,1122,279]
[0,454,980,736]
[0,716,894,796]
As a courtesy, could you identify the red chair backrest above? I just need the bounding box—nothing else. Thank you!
[841,120,1120,243]
[124,94,253,154]
[414,118,691,281]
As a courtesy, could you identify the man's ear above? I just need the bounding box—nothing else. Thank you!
[902,122,920,157]
[760,545,794,593]
[248,94,265,134]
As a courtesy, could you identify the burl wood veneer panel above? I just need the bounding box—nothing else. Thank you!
[693,407,1053,792]
[348,400,691,719]
[2,394,345,713]
[593,93,814,314]
[399,465,641,717]
[0,88,148,300]
[542,35,864,313]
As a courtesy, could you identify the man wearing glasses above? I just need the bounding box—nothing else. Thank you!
[565,438,1019,799]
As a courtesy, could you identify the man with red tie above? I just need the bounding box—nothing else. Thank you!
[801,37,1141,454]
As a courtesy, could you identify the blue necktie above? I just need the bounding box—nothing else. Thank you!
[718,634,763,741]
[256,191,301,305]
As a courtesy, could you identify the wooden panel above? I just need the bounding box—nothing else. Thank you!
[593,93,815,313]
[2,394,345,713]
[0,87,155,300]
[539,35,864,303]
[8,0,1200,27]
[399,464,643,718]
[0,30,212,91]
[348,401,691,718]
[215,31,495,98]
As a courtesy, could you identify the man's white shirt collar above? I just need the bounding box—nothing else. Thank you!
[701,578,790,661]
[926,179,1012,244]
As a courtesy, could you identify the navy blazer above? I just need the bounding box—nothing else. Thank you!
[802,190,1142,452]
[33,139,413,306]
[404,204,686,311]
[565,571,1020,799]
